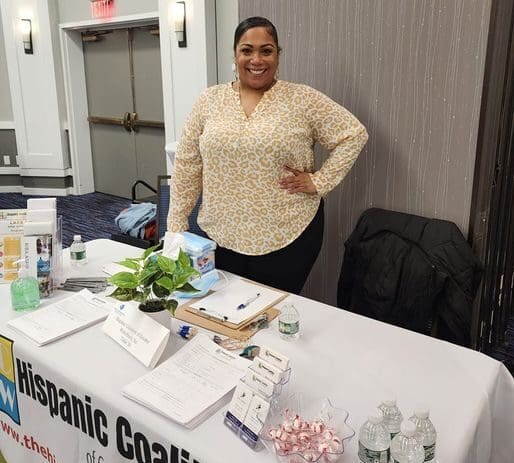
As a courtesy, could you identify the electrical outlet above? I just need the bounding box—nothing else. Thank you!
[3,155,10,165]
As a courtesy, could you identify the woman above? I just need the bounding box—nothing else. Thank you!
[168,17,368,294]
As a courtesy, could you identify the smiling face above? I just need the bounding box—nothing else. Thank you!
[234,26,279,92]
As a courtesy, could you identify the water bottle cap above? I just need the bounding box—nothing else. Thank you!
[368,409,384,424]
[414,408,429,419]
[400,420,417,437]
[382,398,397,407]
[73,234,82,241]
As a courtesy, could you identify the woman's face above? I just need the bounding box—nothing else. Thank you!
[235,26,279,91]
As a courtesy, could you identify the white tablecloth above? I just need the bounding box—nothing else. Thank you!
[0,239,513,463]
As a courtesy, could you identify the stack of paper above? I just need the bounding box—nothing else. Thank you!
[7,289,115,346]
[122,333,249,428]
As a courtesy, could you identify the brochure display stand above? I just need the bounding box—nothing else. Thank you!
[224,347,291,450]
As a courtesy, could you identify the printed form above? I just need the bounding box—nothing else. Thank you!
[122,333,248,428]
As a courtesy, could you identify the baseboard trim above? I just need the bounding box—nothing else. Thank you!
[21,187,74,196]
[19,168,73,177]
[0,185,23,193]
[0,167,20,175]
[0,121,15,130]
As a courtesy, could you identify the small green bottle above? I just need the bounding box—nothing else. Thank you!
[10,260,40,311]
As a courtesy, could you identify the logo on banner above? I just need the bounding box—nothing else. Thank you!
[0,335,20,424]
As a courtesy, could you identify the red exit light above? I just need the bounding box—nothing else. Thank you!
[91,0,115,19]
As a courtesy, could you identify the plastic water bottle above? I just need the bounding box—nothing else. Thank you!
[357,409,391,463]
[278,303,300,340]
[379,397,403,439]
[409,408,437,462]
[70,235,87,266]
[390,420,425,463]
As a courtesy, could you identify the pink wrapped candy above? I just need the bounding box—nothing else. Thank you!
[267,412,346,463]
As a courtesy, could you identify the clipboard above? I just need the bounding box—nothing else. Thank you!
[182,279,288,329]
[175,279,288,339]
[174,305,280,340]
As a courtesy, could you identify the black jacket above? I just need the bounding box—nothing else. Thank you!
[337,208,482,346]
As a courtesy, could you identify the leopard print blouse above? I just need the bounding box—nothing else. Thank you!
[167,80,368,255]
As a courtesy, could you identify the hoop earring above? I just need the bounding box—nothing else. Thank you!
[275,68,279,80]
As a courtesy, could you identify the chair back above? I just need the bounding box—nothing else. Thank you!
[156,175,171,242]
[337,208,482,346]
[156,175,206,242]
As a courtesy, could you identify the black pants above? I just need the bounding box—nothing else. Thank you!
[214,201,324,294]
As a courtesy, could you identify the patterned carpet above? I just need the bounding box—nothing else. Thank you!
[0,192,131,247]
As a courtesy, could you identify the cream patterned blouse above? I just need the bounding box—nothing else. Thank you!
[167,80,368,255]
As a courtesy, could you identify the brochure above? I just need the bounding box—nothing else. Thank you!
[7,289,115,346]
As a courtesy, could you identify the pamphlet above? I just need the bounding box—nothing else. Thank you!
[7,289,115,346]
[22,234,53,297]
[0,209,27,283]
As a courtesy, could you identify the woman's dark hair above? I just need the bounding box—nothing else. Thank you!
[233,16,281,53]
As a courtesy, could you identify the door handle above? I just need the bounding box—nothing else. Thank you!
[87,113,133,132]
[123,112,132,132]
[88,112,163,132]
[88,115,126,127]
[131,112,165,130]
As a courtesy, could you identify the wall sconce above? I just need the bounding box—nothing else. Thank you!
[20,19,33,54]
[173,1,187,48]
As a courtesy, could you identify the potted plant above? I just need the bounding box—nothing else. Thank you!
[108,245,200,314]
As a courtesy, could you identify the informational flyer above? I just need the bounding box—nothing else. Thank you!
[0,209,27,283]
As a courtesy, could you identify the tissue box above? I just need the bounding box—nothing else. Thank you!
[180,232,216,275]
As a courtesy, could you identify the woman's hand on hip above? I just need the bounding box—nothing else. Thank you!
[279,166,317,194]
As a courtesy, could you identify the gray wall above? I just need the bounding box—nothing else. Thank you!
[0,7,13,121]
[57,0,159,23]
[240,0,491,305]
[216,0,239,83]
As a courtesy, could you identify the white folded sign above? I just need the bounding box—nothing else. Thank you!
[102,301,170,368]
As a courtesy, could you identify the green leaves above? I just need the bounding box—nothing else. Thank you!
[157,255,176,274]
[163,299,178,315]
[115,259,140,271]
[109,287,137,301]
[178,282,199,293]
[108,272,138,289]
[108,246,201,314]
[142,244,160,260]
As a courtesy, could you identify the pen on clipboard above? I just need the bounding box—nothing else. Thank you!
[198,307,228,322]
[237,293,261,310]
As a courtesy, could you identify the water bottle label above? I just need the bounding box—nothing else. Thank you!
[424,443,436,461]
[71,251,86,261]
[278,320,299,335]
[358,441,390,463]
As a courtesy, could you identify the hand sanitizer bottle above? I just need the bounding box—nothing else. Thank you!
[10,260,40,311]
